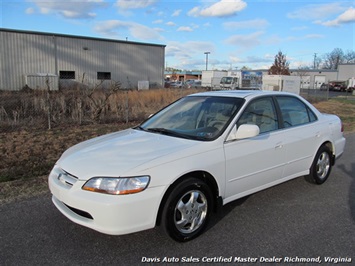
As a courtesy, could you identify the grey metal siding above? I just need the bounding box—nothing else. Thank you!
[338,64,355,81]
[0,31,56,90]
[56,37,164,87]
[0,29,165,90]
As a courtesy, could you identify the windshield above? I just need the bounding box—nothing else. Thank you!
[138,96,244,141]
[221,77,233,84]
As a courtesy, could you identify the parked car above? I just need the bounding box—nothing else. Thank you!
[329,82,347,92]
[185,79,202,89]
[170,81,183,88]
[320,83,329,91]
[49,90,346,242]
[164,80,171,88]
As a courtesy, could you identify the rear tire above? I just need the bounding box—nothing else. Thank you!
[161,178,213,242]
[309,145,332,184]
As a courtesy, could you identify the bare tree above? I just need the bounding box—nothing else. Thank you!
[294,66,310,79]
[314,56,322,69]
[268,51,290,75]
[322,48,344,69]
[86,80,121,122]
[344,50,355,63]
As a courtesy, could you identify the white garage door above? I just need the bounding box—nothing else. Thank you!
[314,75,325,89]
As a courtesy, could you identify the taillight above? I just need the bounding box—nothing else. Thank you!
[341,121,344,133]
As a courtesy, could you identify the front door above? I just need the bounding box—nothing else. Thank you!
[223,96,286,202]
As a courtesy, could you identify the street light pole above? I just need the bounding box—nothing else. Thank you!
[204,52,210,71]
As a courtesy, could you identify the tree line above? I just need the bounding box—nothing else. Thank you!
[165,48,354,75]
[318,48,355,70]
[269,48,355,75]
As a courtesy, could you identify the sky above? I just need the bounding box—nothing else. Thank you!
[1,0,354,71]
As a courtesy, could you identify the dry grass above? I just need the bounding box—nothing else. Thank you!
[0,123,133,182]
[0,176,48,205]
[0,87,193,132]
[313,98,355,133]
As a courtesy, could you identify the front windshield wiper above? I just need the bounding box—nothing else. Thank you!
[134,126,174,135]
[147,127,180,135]
[145,127,194,139]
[136,126,210,141]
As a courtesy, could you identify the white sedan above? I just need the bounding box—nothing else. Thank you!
[48,90,346,242]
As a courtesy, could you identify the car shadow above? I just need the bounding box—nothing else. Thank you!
[336,162,355,223]
[205,196,250,233]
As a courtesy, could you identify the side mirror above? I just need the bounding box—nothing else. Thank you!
[227,124,260,141]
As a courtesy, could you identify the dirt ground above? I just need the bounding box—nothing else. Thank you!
[0,98,354,204]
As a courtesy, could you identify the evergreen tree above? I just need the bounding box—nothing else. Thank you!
[268,51,290,75]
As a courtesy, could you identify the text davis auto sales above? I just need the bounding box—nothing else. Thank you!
[141,256,352,263]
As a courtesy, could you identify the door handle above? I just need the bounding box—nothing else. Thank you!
[275,142,283,149]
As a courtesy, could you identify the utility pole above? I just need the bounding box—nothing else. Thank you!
[204,52,210,71]
[313,53,317,69]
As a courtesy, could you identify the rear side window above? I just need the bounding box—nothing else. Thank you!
[276,96,317,128]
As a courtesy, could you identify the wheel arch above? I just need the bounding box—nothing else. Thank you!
[155,170,220,226]
[321,140,335,165]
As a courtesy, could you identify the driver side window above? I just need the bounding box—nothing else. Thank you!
[237,97,278,134]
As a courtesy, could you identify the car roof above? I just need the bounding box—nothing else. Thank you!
[189,90,296,99]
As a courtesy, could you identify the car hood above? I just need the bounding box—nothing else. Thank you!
[57,128,199,180]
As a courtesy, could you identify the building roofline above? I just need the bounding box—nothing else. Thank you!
[0,28,166,48]
[289,68,337,73]
[338,63,355,66]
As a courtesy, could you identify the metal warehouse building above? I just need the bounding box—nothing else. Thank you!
[0,28,166,91]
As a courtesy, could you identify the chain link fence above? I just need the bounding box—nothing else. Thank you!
[300,88,355,103]
[300,88,330,102]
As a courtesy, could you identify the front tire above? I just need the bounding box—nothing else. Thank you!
[161,178,213,242]
[309,145,332,184]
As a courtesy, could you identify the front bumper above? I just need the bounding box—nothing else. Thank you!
[48,170,166,235]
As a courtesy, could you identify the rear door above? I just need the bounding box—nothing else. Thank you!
[275,96,321,178]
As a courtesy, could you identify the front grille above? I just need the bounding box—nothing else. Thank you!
[64,204,93,220]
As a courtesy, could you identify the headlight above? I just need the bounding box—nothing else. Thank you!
[82,176,150,195]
